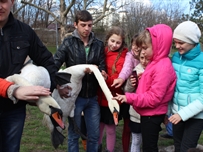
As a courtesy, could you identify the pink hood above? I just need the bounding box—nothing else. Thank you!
[125,24,176,116]
[148,24,173,62]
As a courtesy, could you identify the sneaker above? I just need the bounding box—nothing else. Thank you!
[81,139,87,150]
[160,133,173,139]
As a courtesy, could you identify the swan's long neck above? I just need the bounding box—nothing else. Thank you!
[89,65,119,114]
[90,66,113,99]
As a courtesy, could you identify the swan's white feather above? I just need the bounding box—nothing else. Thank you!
[50,64,119,123]
[10,64,120,141]
[6,64,61,115]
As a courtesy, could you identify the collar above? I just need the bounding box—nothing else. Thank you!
[72,29,94,45]
[180,43,201,60]
[4,12,15,28]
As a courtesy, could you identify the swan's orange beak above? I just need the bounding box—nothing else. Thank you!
[51,112,65,129]
[113,107,119,125]
[50,106,65,130]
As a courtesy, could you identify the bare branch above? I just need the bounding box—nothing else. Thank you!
[21,0,61,23]
[84,0,94,9]
[13,2,27,14]
[63,0,76,17]
[94,0,129,24]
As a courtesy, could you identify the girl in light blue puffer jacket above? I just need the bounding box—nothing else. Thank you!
[169,21,203,152]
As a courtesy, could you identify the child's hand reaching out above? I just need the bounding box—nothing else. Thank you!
[111,78,125,88]
[112,93,127,103]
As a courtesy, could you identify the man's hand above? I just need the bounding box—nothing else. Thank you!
[84,65,98,74]
[111,78,125,88]
[13,86,51,101]
[101,70,108,80]
[57,85,72,99]
[169,113,182,124]
[84,67,92,74]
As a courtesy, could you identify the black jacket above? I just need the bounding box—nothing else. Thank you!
[54,30,106,98]
[0,13,57,111]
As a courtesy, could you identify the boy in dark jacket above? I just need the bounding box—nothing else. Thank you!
[54,10,105,152]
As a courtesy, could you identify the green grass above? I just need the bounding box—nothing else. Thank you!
[22,46,202,151]
[21,105,203,152]
[21,105,67,152]
[47,46,57,54]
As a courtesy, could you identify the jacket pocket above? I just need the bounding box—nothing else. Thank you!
[11,41,30,64]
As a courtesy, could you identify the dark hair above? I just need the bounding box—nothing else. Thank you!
[131,34,139,45]
[74,10,93,24]
[105,26,126,74]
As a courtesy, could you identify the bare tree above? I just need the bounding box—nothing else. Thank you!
[188,0,203,43]
[123,0,185,46]
[14,0,186,47]
[153,0,185,29]
[121,2,155,46]
[19,0,128,41]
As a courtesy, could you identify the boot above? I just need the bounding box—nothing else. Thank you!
[81,139,87,150]
[98,144,102,152]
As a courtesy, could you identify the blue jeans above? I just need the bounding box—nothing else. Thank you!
[68,96,100,152]
[0,106,26,152]
[166,115,173,137]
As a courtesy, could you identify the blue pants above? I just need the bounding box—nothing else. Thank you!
[166,115,173,136]
[173,118,203,152]
[68,96,100,152]
[0,106,26,152]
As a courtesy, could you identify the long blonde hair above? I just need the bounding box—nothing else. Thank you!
[105,26,126,74]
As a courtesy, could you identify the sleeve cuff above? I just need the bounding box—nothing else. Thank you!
[7,84,20,104]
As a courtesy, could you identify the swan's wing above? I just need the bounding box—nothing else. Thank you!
[6,65,65,131]
[20,64,51,88]
[55,72,71,86]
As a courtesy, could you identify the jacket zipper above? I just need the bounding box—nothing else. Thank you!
[1,28,3,36]
[85,46,89,97]
[177,55,186,110]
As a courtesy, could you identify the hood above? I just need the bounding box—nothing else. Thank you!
[72,29,95,45]
[147,24,173,62]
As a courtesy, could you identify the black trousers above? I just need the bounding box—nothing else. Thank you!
[173,118,203,152]
[141,114,165,152]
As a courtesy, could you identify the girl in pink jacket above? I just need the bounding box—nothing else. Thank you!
[111,34,140,152]
[113,24,177,152]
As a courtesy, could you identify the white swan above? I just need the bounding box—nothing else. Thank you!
[6,63,120,149]
[54,64,119,121]
[6,63,66,130]
[43,64,120,149]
